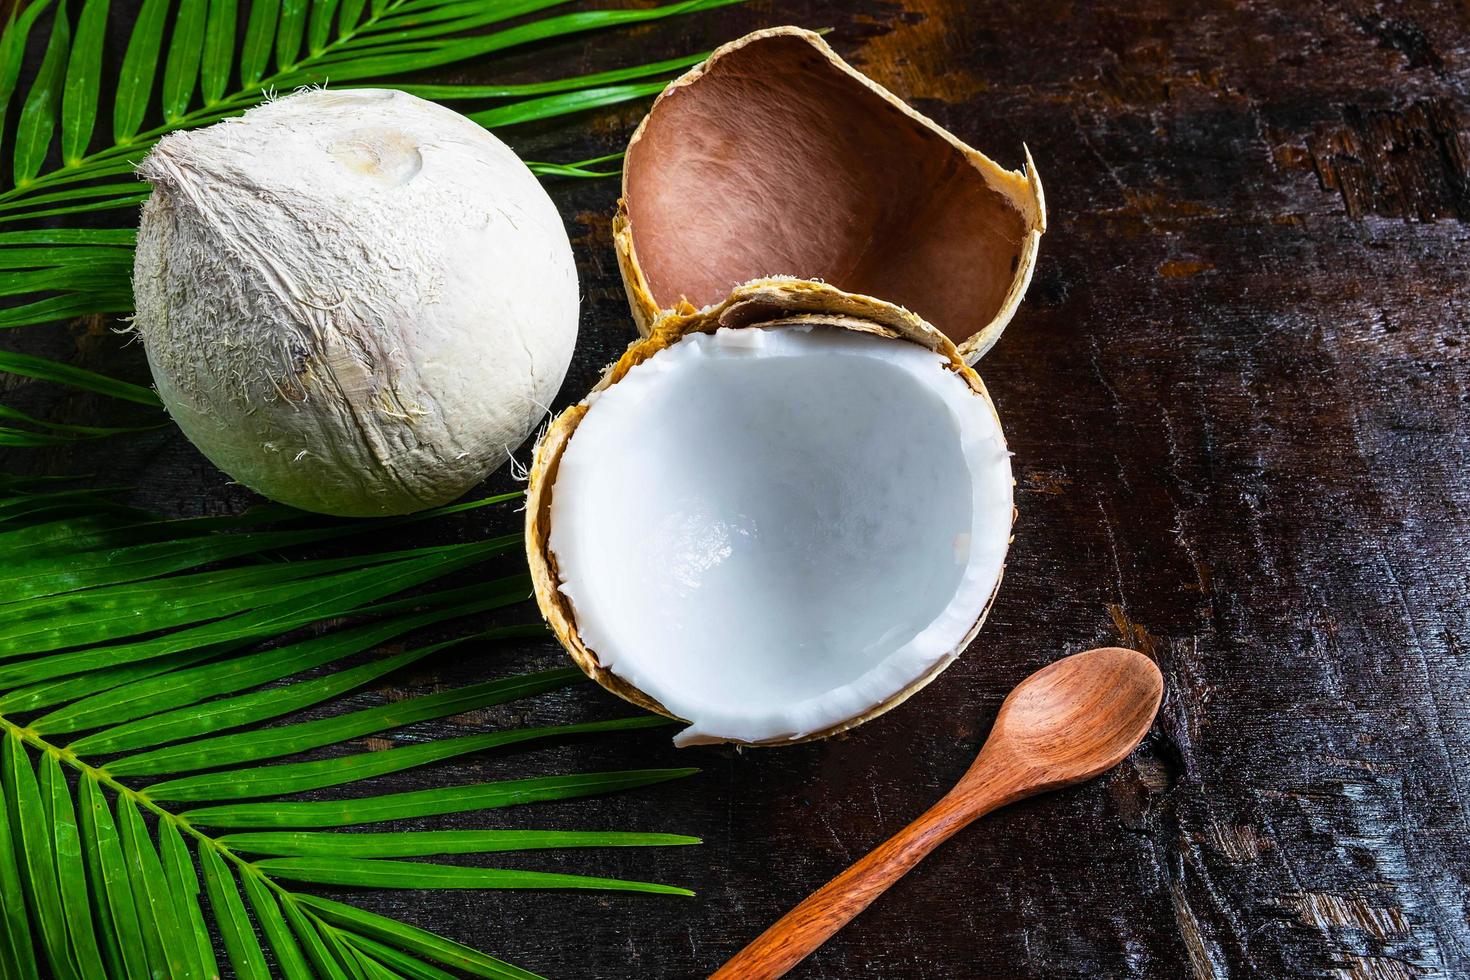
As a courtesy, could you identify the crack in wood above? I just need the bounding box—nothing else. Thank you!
[1305,100,1470,221]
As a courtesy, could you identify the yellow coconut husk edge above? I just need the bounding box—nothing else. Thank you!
[525,278,1017,746]
[612,25,1048,366]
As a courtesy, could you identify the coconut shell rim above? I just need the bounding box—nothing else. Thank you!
[524,278,1017,746]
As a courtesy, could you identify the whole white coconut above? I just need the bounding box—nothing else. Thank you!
[132,88,579,516]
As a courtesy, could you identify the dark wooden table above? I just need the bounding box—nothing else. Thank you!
[7,1,1470,977]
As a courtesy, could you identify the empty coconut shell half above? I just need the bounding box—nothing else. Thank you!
[526,281,1015,747]
[614,26,1046,364]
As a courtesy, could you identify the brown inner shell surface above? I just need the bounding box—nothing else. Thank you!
[617,27,1046,361]
[525,280,1014,745]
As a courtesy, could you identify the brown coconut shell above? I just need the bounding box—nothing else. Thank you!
[613,26,1046,364]
[525,279,1015,745]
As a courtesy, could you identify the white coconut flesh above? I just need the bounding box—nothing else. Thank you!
[547,326,1013,746]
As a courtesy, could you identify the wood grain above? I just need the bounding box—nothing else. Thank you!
[3,0,1468,977]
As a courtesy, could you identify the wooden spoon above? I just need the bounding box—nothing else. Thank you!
[710,647,1164,980]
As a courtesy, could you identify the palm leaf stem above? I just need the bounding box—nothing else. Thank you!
[1,713,268,894]
[1,711,499,974]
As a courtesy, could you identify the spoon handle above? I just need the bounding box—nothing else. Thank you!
[710,775,1013,980]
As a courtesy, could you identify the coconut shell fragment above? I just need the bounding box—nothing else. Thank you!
[615,27,1046,363]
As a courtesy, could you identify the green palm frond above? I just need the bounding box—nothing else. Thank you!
[0,0,736,434]
[0,485,700,979]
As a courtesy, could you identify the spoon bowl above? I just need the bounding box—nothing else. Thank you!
[980,646,1164,790]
